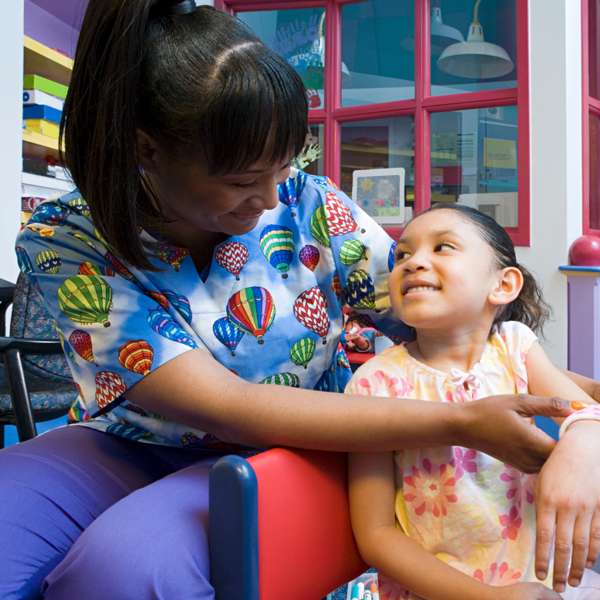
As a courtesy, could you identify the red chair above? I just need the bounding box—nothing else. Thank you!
[209,448,367,599]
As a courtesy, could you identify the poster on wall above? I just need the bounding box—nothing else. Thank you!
[352,168,405,225]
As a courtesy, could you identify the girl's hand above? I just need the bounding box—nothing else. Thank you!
[459,394,572,473]
[488,582,562,600]
[535,421,600,593]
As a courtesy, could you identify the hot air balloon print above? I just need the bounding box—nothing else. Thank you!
[58,275,112,327]
[26,223,54,237]
[146,290,170,310]
[69,329,96,363]
[213,317,245,355]
[156,243,188,271]
[344,269,376,310]
[299,244,320,271]
[310,206,330,247]
[66,196,91,219]
[35,249,62,274]
[162,290,193,324]
[30,202,68,226]
[15,246,33,274]
[324,192,358,236]
[226,287,276,344]
[388,241,397,272]
[78,261,102,276]
[259,225,294,279]
[68,231,97,252]
[331,273,342,299]
[339,239,367,265]
[105,252,135,281]
[277,169,307,215]
[260,372,300,387]
[106,423,150,441]
[147,308,198,349]
[95,370,127,410]
[290,337,316,369]
[215,241,249,280]
[118,340,154,376]
[58,332,76,361]
[293,286,330,343]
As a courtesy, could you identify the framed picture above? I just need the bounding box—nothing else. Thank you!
[352,168,405,225]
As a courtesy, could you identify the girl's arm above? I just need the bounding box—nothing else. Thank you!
[125,347,570,458]
[526,342,600,593]
[563,370,600,403]
[527,342,595,415]
[348,452,557,600]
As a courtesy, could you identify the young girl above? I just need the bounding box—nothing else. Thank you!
[347,204,600,600]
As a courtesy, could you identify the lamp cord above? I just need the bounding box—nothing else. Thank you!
[473,0,482,25]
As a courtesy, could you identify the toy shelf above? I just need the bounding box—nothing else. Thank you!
[24,35,72,86]
[23,129,62,161]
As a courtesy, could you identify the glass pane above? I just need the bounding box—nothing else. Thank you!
[430,106,518,227]
[294,124,325,176]
[590,112,600,228]
[431,0,517,96]
[238,8,326,109]
[590,0,600,99]
[341,0,415,107]
[340,117,415,226]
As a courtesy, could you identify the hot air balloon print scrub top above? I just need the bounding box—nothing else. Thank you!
[15,169,403,449]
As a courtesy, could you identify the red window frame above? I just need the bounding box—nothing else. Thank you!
[217,0,530,245]
[583,0,600,235]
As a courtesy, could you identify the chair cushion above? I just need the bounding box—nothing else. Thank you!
[0,365,78,412]
[10,273,72,382]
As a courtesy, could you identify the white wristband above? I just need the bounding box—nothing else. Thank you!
[558,405,600,438]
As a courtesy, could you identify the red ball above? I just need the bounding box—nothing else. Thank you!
[569,235,600,266]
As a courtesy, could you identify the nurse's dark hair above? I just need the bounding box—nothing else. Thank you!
[60,0,308,269]
[423,204,551,334]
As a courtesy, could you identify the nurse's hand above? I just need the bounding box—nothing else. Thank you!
[459,394,572,473]
[535,420,600,593]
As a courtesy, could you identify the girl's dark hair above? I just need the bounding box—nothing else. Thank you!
[60,1,308,269]
[424,204,551,334]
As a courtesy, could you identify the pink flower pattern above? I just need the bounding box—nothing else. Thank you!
[451,447,479,480]
[372,369,414,397]
[499,505,523,540]
[474,561,522,586]
[403,459,458,517]
[500,464,535,507]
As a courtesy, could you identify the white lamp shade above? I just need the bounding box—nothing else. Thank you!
[437,22,514,80]
[431,6,464,55]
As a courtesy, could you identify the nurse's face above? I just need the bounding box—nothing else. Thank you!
[137,132,292,240]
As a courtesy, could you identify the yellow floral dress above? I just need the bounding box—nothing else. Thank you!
[346,321,552,598]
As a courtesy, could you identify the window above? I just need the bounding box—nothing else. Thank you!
[584,0,600,232]
[220,0,529,243]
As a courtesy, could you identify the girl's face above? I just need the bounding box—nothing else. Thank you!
[388,209,503,332]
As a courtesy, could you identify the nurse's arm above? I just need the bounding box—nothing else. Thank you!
[124,348,571,465]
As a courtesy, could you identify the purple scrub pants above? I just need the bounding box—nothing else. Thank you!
[0,425,219,599]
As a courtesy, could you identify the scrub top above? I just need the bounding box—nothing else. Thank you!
[15,169,403,448]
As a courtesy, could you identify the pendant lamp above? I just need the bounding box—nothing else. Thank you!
[437,0,514,79]
[430,0,464,55]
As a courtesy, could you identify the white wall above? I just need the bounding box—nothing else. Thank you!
[0,0,24,283]
[520,0,583,367]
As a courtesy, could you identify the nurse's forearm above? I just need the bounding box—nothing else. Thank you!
[127,349,570,472]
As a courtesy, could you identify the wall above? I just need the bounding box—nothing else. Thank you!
[0,1,24,283]
[521,0,583,368]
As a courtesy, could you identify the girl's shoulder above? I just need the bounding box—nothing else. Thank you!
[490,320,538,357]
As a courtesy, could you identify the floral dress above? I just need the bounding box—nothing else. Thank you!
[15,169,407,449]
[346,321,554,598]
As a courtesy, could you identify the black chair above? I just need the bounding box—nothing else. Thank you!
[0,273,78,448]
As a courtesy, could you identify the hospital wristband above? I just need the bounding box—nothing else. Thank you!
[558,405,600,438]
